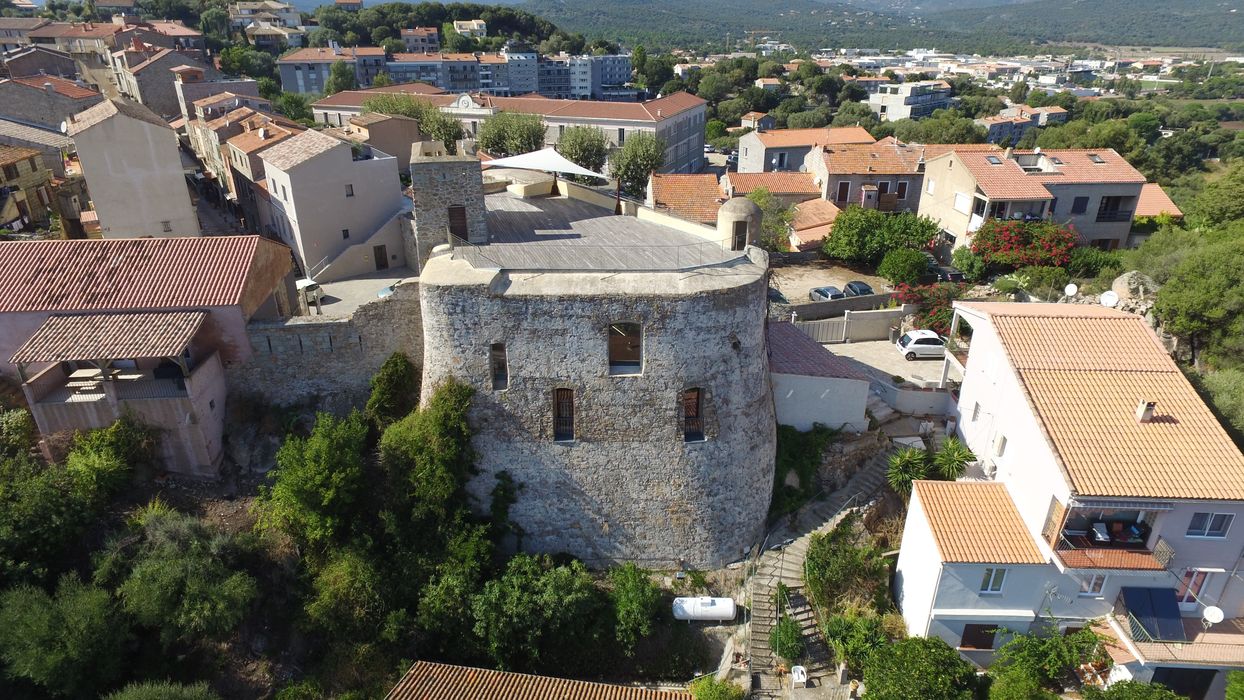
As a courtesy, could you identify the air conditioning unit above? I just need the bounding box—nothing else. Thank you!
[981,460,997,479]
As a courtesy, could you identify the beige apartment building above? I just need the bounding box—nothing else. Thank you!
[65,98,200,237]
[918,148,1146,250]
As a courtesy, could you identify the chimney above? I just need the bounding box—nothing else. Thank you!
[1135,400,1157,423]
[258,127,267,140]
[43,82,54,94]
[1004,146,1014,159]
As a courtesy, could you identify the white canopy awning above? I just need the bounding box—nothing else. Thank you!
[482,147,606,180]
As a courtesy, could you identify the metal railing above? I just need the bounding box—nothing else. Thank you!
[1095,209,1134,223]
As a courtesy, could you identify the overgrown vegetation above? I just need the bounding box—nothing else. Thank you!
[770,424,836,517]
[821,207,940,267]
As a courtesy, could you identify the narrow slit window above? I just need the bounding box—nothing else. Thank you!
[447,205,468,239]
[731,220,748,251]
[489,343,508,390]
[683,388,704,442]
[608,323,642,374]
[553,388,574,441]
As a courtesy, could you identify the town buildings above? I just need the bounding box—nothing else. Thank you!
[326,111,423,172]
[314,87,708,174]
[400,26,439,53]
[736,126,876,173]
[1,44,76,79]
[918,147,1147,250]
[0,17,49,53]
[977,104,1070,144]
[452,19,487,39]
[868,80,954,121]
[0,145,54,231]
[0,75,103,130]
[415,155,773,567]
[897,302,1244,699]
[64,98,200,237]
[110,41,218,118]
[276,47,387,94]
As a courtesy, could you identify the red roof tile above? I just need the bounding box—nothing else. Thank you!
[649,173,722,224]
[387,661,692,700]
[278,46,385,63]
[312,88,704,123]
[0,236,291,314]
[725,171,818,196]
[9,75,100,100]
[754,126,876,148]
[11,310,206,363]
[1135,182,1183,218]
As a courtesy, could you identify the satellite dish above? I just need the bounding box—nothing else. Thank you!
[1100,290,1119,308]
[1064,283,1078,297]
[1204,606,1225,626]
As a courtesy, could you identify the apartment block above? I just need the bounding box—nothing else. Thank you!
[736,126,876,173]
[868,80,953,121]
[276,46,386,94]
[400,26,439,53]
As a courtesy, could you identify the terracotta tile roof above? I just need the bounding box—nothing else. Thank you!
[387,661,692,700]
[768,321,868,380]
[756,77,781,85]
[0,236,291,313]
[401,27,437,36]
[205,106,258,130]
[0,18,49,30]
[914,480,1046,564]
[313,88,705,123]
[958,302,1244,500]
[0,144,40,167]
[259,128,343,170]
[28,22,121,39]
[145,20,201,37]
[818,137,996,176]
[754,126,876,148]
[11,311,206,363]
[792,198,839,231]
[226,121,301,155]
[741,110,767,120]
[9,75,100,100]
[649,173,722,224]
[65,97,169,135]
[278,46,385,63]
[944,148,1145,201]
[1135,182,1183,218]
[725,171,818,197]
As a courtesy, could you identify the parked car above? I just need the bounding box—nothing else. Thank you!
[921,252,965,283]
[809,286,845,301]
[703,144,716,154]
[725,155,738,169]
[843,280,875,297]
[896,329,947,360]
[767,287,789,304]
[295,278,323,305]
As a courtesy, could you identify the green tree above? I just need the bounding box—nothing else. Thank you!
[105,681,221,700]
[198,7,228,41]
[255,410,369,549]
[0,575,128,697]
[1009,80,1029,104]
[1154,238,1244,368]
[477,112,547,157]
[471,553,609,672]
[877,248,929,286]
[951,247,987,282]
[705,119,727,140]
[256,77,280,100]
[100,510,257,648]
[609,132,666,198]
[608,562,660,655]
[1081,681,1186,700]
[821,206,939,266]
[274,92,312,123]
[557,125,609,182]
[0,408,35,457]
[364,352,419,430]
[219,46,276,80]
[863,636,977,700]
[1227,670,1244,700]
[1189,163,1244,227]
[323,60,358,95]
[832,101,878,129]
[787,109,831,129]
[688,677,746,700]
[715,97,751,125]
[746,187,795,250]
[990,627,1103,692]
[1204,369,1244,441]
[371,72,393,87]
[697,73,731,104]
[364,94,464,154]
[932,437,975,480]
[886,447,930,496]
[769,615,805,662]
[305,548,386,639]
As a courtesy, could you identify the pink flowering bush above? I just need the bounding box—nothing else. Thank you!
[970,220,1076,269]
[894,283,968,335]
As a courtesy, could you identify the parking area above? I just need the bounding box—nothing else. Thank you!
[770,260,888,304]
[829,339,962,385]
[312,267,414,318]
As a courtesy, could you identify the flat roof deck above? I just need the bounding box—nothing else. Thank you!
[454,193,742,272]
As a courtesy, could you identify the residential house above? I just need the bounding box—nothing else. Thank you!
[0,18,49,53]
[276,46,387,94]
[1,45,77,79]
[0,75,103,129]
[314,88,708,174]
[0,145,54,230]
[326,111,422,172]
[384,52,481,92]
[802,137,997,212]
[787,198,839,251]
[387,661,691,700]
[918,148,1146,250]
[754,77,781,91]
[117,21,205,54]
[1001,103,1069,127]
[172,65,261,122]
[768,321,869,432]
[0,235,297,477]
[26,21,124,90]
[245,22,305,51]
[896,302,1244,699]
[645,173,723,225]
[400,26,439,53]
[737,126,876,173]
[229,1,302,31]
[261,129,405,281]
[566,53,633,101]
[721,171,819,206]
[334,0,362,10]
[842,75,890,96]
[0,117,74,177]
[111,41,219,118]
[452,19,486,38]
[977,104,1070,144]
[222,114,302,232]
[868,80,953,121]
[740,111,775,131]
[64,98,200,237]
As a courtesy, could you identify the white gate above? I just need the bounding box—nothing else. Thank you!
[796,317,847,343]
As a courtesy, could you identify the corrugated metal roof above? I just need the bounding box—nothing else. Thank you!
[0,235,287,313]
[11,311,206,363]
[915,480,1046,564]
[386,662,693,700]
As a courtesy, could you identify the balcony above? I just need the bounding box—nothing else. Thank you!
[1106,588,1244,667]
[1095,209,1134,223]
[1055,533,1172,570]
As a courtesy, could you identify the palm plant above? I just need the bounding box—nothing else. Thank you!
[932,437,976,481]
[886,447,930,496]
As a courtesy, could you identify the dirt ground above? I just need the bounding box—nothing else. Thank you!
[770,260,888,303]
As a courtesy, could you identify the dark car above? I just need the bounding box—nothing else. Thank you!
[767,287,789,304]
[843,280,875,297]
[921,252,964,283]
[809,286,846,301]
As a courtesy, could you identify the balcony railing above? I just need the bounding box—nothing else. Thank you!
[1054,532,1172,571]
[1095,209,1134,223]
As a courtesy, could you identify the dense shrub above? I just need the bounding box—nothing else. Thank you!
[822,613,887,668]
[932,437,975,480]
[886,447,929,496]
[1015,265,1071,298]
[951,247,987,282]
[821,207,940,266]
[769,615,805,662]
[878,248,929,285]
[688,677,746,700]
[970,219,1076,268]
[771,424,836,516]
[608,562,661,656]
[1067,246,1124,278]
[989,627,1105,691]
[105,681,221,700]
[893,283,968,335]
[804,513,889,614]
[0,408,35,457]
[364,352,419,430]
[1082,681,1186,699]
[863,636,977,700]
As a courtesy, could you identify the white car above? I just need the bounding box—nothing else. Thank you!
[295,278,323,305]
[896,329,946,361]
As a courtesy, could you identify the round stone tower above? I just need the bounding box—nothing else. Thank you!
[716,196,763,249]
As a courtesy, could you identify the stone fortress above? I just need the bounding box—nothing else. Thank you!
[412,155,776,568]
